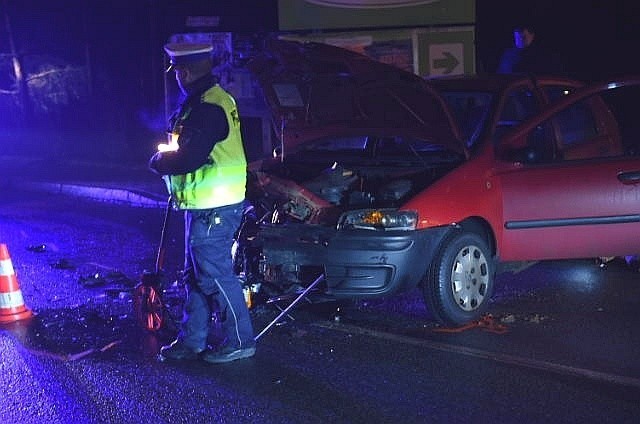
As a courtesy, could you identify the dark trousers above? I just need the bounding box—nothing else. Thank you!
[178,202,254,351]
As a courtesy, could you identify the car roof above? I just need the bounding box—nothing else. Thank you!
[428,73,585,93]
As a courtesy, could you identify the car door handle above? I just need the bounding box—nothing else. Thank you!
[617,171,640,184]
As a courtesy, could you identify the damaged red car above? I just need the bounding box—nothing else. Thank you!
[237,39,640,325]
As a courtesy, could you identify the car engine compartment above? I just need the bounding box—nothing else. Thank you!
[247,148,462,226]
[236,137,464,299]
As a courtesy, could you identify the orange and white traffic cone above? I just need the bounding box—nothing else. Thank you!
[0,243,33,323]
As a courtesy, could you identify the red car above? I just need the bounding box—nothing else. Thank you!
[238,39,640,325]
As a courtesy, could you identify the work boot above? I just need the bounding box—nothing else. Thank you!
[159,340,202,361]
[202,345,256,364]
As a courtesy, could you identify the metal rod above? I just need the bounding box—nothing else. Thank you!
[254,274,325,342]
[155,196,172,273]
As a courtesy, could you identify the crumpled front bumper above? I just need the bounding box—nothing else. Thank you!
[258,223,450,298]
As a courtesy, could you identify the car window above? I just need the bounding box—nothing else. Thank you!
[542,85,599,150]
[502,84,639,164]
[440,91,493,148]
[497,120,556,163]
[375,136,445,156]
[552,99,598,148]
[494,87,540,143]
[600,84,640,157]
[500,88,539,122]
[543,85,576,102]
[301,134,455,159]
[303,136,368,151]
[509,98,606,163]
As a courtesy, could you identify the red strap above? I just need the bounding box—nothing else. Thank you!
[433,314,508,334]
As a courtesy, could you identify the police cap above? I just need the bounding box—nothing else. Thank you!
[164,43,213,71]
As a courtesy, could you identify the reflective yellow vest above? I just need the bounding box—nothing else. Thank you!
[169,85,247,209]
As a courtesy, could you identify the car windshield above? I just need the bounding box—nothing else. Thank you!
[301,136,368,152]
[440,91,493,148]
[298,135,460,164]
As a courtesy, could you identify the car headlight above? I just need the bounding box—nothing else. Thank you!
[338,209,417,231]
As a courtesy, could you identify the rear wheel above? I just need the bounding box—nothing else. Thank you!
[423,231,494,326]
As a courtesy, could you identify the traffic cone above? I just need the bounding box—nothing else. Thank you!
[0,243,33,323]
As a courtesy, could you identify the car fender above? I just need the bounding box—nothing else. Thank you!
[402,152,502,230]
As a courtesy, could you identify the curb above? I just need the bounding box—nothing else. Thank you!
[21,181,167,209]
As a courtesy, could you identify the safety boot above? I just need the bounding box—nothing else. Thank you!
[159,340,203,361]
[202,345,256,364]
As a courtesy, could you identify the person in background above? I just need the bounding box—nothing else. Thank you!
[149,42,255,364]
[497,23,564,74]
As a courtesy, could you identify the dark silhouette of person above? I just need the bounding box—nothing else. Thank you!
[497,24,564,74]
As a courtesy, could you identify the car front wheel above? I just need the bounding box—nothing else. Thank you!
[423,231,495,326]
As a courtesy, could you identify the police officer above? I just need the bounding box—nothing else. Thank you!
[150,42,255,363]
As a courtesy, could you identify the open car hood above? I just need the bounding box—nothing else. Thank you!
[247,38,466,155]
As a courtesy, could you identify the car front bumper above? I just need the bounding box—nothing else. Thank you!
[258,223,450,298]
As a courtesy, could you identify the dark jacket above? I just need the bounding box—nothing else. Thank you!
[149,74,229,176]
[497,42,564,75]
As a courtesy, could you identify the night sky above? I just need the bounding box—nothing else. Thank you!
[2,0,639,160]
[477,1,640,81]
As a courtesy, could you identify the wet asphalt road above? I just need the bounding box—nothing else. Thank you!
[1,190,640,423]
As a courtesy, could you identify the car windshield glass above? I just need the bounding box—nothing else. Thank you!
[301,135,452,154]
[296,135,462,167]
[440,91,493,148]
[301,136,368,152]
[375,136,446,155]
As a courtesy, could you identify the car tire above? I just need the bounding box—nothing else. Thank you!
[423,231,495,326]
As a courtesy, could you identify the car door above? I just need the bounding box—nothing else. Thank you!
[493,79,640,261]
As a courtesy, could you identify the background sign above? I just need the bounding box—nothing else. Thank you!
[278,0,475,31]
[280,25,476,77]
[417,26,475,77]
